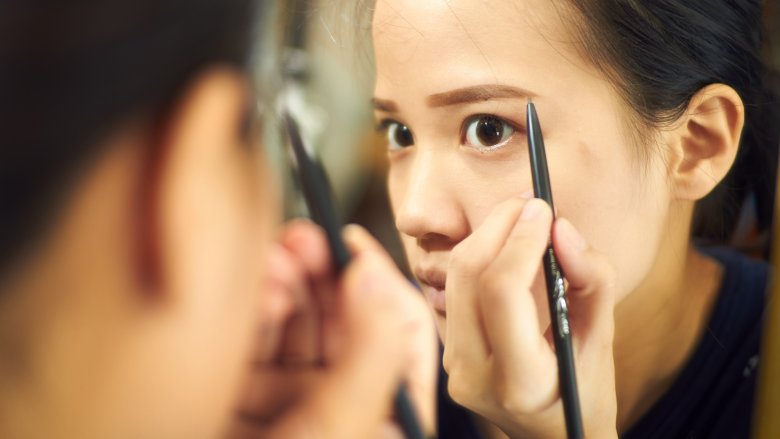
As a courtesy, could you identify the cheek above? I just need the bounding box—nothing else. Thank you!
[553,144,670,302]
[386,160,405,222]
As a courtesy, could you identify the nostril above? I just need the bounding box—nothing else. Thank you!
[419,233,459,253]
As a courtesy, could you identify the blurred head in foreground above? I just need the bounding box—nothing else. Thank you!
[0,1,276,437]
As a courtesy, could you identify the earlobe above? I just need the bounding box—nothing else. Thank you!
[671,84,745,201]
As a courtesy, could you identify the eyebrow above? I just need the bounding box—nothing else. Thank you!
[371,84,535,112]
[428,84,534,107]
[371,98,398,112]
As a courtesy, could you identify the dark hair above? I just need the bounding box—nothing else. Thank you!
[564,0,780,252]
[0,0,261,275]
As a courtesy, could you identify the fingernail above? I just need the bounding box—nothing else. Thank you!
[520,198,544,220]
[559,218,587,251]
[343,224,373,251]
[519,190,534,199]
[342,224,361,241]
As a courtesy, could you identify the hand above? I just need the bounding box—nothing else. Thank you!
[227,221,437,439]
[443,198,618,439]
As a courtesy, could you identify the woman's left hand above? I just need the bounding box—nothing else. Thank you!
[228,221,437,439]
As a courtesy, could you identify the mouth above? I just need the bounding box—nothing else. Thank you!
[414,267,447,315]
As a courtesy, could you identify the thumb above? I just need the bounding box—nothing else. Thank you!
[342,224,395,261]
[552,218,617,350]
[340,244,438,437]
[342,224,437,434]
[255,252,409,439]
[268,250,435,439]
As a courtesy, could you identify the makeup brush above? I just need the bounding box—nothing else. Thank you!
[527,101,584,439]
[283,112,428,439]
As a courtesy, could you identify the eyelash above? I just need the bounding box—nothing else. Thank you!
[375,114,526,153]
[376,118,413,152]
[375,118,397,134]
[460,114,524,153]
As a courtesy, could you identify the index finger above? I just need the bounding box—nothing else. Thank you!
[478,199,558,410]
[280,219,334,279]
[443,198,527,378]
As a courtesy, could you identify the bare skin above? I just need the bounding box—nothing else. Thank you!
[0,69,438,439]
[372,0,744,436]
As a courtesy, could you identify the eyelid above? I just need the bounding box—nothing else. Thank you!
[375,117,408,133]
[375,118,392,133]
[459,113,527,149]
[376,118,416,152]
[460,113,527,136]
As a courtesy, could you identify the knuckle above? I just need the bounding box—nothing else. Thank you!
[441,348,454,374]
[446,369,475,407]
[442,353,479,408]
[499,392,536,417]
[491,378,544,416]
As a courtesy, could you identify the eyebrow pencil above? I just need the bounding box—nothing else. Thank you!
[282,112,427,439]
[526,102,584,439]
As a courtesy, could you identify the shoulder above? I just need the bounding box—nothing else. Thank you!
[704,246,768,295]
[703,246,768,327]
[625,247,769,439]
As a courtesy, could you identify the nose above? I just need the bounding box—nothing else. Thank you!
[393,150,469,246]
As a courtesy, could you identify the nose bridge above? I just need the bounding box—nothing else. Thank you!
[395,147,466,241]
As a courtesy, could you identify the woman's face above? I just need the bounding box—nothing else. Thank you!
[372,0,674,340]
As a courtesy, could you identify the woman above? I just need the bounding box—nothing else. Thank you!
[0,1,437,438]
[370,0,778,437]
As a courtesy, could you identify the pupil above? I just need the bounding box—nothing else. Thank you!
[394,125,413,147]
[477,117,503,145]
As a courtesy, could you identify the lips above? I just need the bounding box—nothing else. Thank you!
[415,267,447,314]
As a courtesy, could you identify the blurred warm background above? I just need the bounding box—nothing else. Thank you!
[259,0,409,272]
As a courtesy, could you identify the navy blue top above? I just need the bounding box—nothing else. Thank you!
[436,247,770,438]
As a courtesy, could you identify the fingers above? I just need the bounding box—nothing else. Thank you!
[279,219,334,280]
[344,224,438,432]
[252,251,435,439]
[552,218,617,347]
[249,221,437,438]
[271,220,340,365]
[339,250,438,436]
[552,218,618,437]
[342,224,390,258]
[233,368,322,434]
[477,199,558,411]
[259,243,318,364]
[444,197,528,379]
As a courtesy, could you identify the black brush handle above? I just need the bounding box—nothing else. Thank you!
[283,114,351,270]
[283,113,428,439]
[527,103,584,439]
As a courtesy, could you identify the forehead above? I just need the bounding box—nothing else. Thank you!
[372,0,591,95]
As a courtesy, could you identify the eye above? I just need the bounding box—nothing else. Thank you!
[463,115,515,151]
[380,120,414,151]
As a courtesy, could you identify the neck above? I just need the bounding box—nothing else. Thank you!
[613,217,723,432]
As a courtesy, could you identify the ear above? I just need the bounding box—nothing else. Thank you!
[136,68,251,298]
[668,84,745,201]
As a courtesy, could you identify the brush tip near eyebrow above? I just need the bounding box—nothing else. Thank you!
[526,100,539,124]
